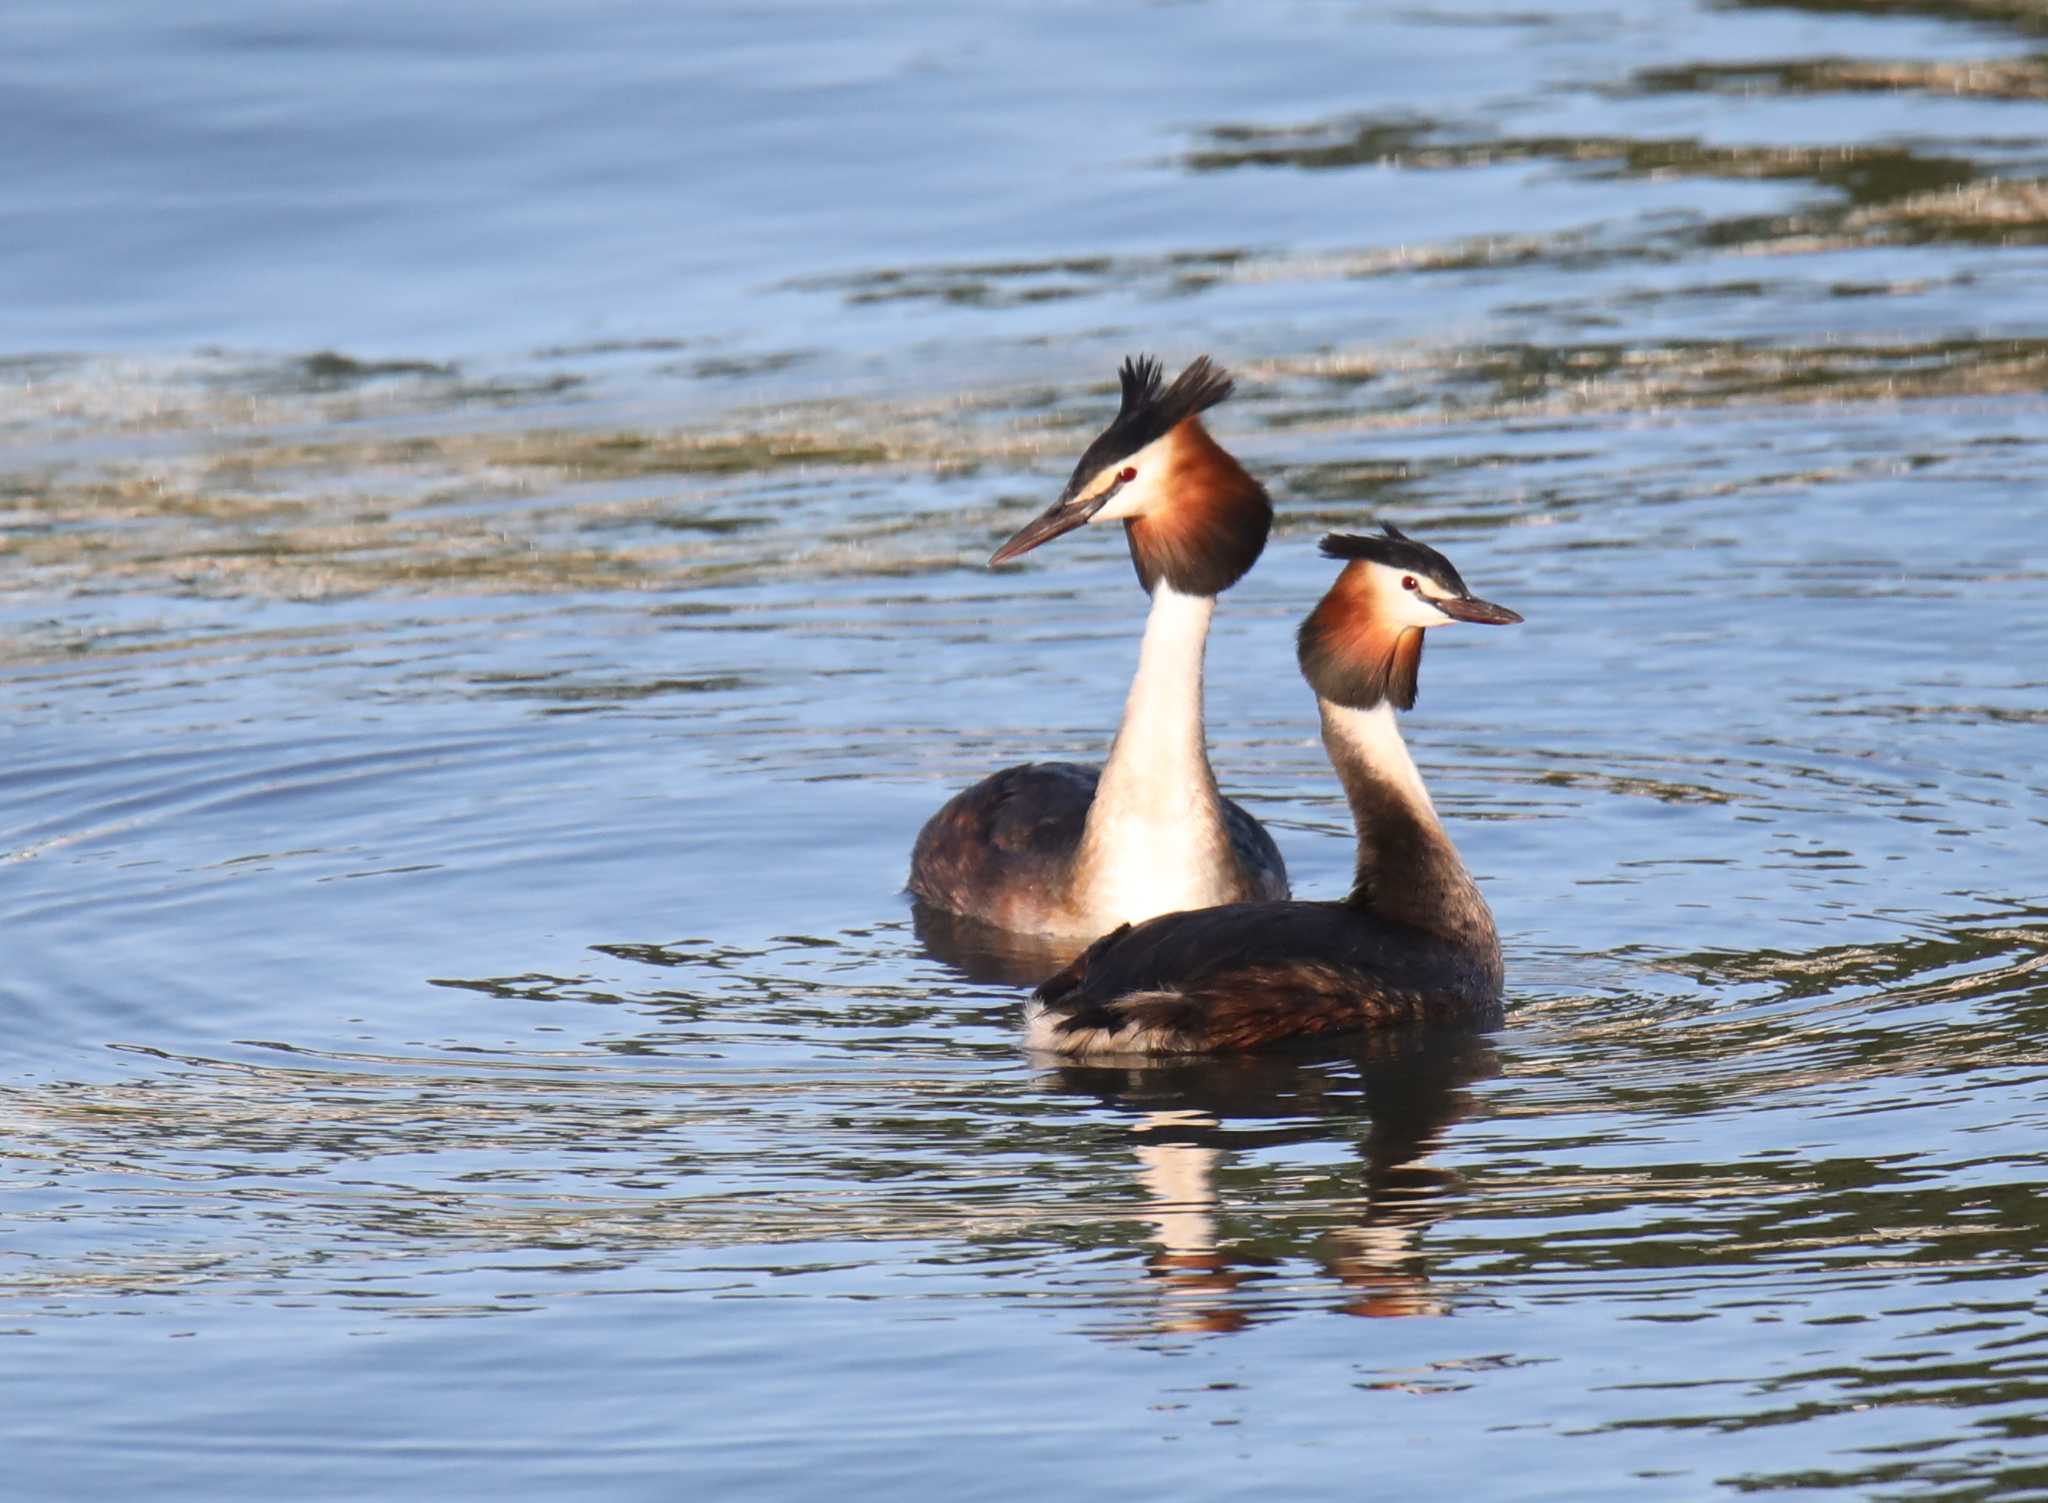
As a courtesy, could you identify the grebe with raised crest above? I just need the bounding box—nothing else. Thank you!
[908,355,1288,940]
[1025,524,1521,1055]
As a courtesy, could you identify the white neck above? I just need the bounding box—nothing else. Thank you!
[1073,584,1237,923]
[1317,700,1437,827]
[1098,584,1218,806]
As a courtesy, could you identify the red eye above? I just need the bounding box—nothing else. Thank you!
[1402,575,1418,591]
[1118,467,1137,483]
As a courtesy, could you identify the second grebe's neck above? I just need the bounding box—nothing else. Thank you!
[1074,583,1236,918]
[1317,697,1496,953]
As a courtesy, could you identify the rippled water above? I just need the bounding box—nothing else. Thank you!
[6,1,2048,1498]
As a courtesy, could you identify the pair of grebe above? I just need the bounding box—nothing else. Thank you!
[909,356,1521,1057]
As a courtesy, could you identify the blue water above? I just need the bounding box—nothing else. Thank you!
[5,1,2048,1498]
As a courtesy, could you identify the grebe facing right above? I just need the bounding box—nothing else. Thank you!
[1026,524,1522,1056]
[908,355,1288,942]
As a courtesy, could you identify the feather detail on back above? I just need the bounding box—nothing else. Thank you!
[1023,902,1502,1057]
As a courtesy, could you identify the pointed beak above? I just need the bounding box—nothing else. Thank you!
[1435,594,1523,626]
[988,484,1111,567]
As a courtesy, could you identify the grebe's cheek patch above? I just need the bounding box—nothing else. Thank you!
[1089,430,1175,522]
[1122,420,1272,596]
[1297,577,1427,712]
[1061,353,1240,522]
[1377,566,1462,631]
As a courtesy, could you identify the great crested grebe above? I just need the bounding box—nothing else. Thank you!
[1024,524,1522,1056]
[908,355,1289,939]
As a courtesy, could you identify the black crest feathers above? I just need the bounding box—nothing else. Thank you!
[1115,355,1235,449]
[1317,523,1471,596]
[1068,355,1237,490]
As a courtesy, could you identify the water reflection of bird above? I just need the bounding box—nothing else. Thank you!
[1028,526,1522,1055]
[909,356,1288,949]
[1046,1029,1498,1335]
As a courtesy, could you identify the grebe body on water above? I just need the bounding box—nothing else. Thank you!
[908,356,1288,940]
[1025,524,1522,1056]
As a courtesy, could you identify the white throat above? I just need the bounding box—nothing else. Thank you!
[1075,584,1236,924]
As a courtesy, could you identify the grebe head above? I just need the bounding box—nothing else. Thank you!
[1297,523,1522,711]
[989,354,1273,597]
